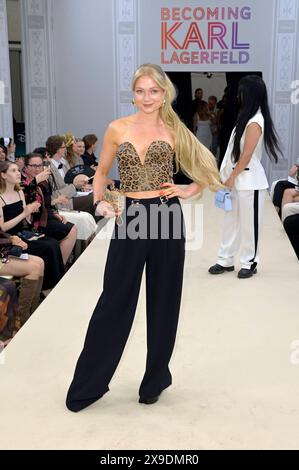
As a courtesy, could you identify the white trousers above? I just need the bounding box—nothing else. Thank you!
[217,189,266,270]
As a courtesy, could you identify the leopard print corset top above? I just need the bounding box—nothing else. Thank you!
[116,140,175,192]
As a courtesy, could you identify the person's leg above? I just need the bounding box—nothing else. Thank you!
[139,237,185,401]
[238,189,266,272]
[281,188,299,211]
[138,198,185,402]
[273,181,295,215]
[216,188,241,268]
[26,237,65,290]
[0,279,19,341]
[66,230,149,412]
[59,226,77,265]
[1,257,44,325]
[284,214,299,259]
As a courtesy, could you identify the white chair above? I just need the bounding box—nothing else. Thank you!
[281,202,299,222]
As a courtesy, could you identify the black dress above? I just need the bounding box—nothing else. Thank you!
[81,151,97,167]
[1,197,65,290]
[39,183,74,241]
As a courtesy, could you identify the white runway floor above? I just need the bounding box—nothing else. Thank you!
[0,191,298,450]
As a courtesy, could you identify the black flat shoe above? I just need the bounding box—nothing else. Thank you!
[238,268,257,279]
[208,263,235,274]
[139,395,160,405]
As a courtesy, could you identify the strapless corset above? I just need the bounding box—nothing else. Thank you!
[116,140,174,192]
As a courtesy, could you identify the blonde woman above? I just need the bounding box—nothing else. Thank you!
[66,63,220,412]
[63,133,85,168]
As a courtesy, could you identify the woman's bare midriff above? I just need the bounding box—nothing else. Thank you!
[124,190,162,199]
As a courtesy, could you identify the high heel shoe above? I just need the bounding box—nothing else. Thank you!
[139,394,160,405]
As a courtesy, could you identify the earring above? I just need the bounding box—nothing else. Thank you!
[162,99,166,107]
[132,99,135,106]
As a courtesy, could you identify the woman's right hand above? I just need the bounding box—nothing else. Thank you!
[10,236,28,250]
[95,201,120,218]
[35,169,51,184]
[23,202,41,217]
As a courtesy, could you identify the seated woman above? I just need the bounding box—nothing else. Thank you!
[273,162,299,216]
[82,134,98,170]
[22,153,77,265]
[0,161,65,293]
[0,231,44,327]
[64,133,85,168]
[0,137,16,162]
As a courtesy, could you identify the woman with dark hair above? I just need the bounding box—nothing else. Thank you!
[209,75,281,279]
[82,134,98,169]
[22,153,77,265]
[0,138,16,162]
[0,161,65,293]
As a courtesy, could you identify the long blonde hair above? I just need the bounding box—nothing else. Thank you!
[62,133,76,166]
[132,64,221,192]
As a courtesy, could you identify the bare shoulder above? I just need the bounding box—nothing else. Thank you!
[18,190,26,201]
[106,116,135,143]
[108,116,135,131]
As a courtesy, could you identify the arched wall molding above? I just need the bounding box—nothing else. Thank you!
[266,0,299,182]
[20,0,56,152]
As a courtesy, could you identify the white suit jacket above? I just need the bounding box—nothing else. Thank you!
[220,109,269,190]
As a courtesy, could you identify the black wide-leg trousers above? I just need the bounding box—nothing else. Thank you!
[66,196,185,411]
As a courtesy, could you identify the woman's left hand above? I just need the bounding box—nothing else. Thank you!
[160,183,190,200]
[10,236,28,250]
[223,175,235,190]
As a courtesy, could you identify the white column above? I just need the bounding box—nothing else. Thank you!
[20,0,56,152]
[267,0,299,183]
[110,0,138,179]
[114,0,138,118]
[0,0,13,138]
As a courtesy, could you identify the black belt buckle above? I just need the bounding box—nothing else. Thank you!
[131,199,140,206]
[160,195,168,204]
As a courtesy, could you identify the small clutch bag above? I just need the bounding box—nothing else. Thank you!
[102,183,125,225]
[215,189,232,212]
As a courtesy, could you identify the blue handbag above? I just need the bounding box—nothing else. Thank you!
[215,189,232,212]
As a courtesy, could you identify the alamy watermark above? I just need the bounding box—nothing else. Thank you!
[96,200,204,251]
